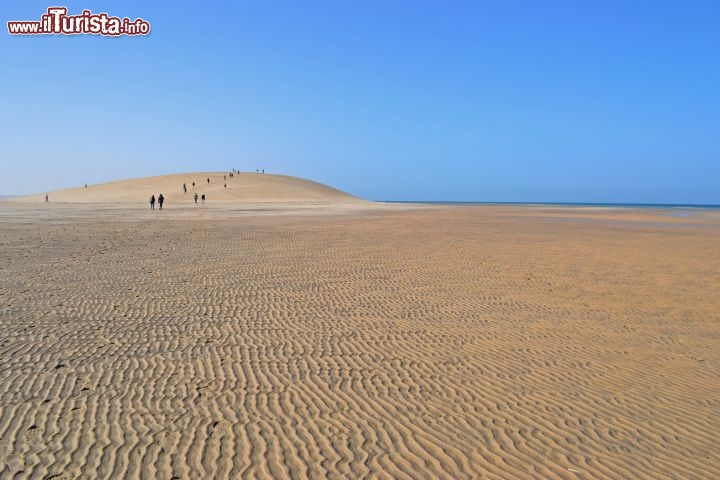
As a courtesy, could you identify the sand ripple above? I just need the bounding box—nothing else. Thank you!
[1,205,719,479]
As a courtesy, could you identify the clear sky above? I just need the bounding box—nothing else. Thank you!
[2,1,719,202]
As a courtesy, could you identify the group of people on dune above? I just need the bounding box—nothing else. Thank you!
[146,169,268,210]
[150,176,222,210]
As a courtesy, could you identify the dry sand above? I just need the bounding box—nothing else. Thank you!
[1,180,719,479]
[13,172,362,205]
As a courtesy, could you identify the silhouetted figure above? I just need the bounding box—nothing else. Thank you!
[158,194,164,210]
[224,183,226,189]
[192,182,195,189]
[183,183,187,193]
[262,169,264,174]
[150,195,155,210]
[224,175,226,181]
[207,178,210,183]
[45,194,48,202]
[194,192,198,204]
[85,183,87,189]
[201,194,205,204]
[256,168,258,173]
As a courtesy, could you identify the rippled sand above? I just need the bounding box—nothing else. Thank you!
[1,203,719,479]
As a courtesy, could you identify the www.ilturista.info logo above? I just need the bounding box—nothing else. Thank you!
[8,7,150,36]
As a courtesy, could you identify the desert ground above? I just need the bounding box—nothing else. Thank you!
[1,174,719,479]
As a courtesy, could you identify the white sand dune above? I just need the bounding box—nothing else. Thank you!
[12,172,361,204]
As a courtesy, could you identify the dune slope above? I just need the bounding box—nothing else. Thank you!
[14,172,361,204]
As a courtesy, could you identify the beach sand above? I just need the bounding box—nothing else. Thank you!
[1,179,719,479]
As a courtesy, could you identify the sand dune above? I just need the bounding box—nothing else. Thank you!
[12,172,361,205]
[1,203,719,479]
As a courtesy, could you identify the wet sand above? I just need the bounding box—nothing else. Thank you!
[1,202,719,479]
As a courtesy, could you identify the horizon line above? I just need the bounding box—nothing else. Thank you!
[379,201,720,208]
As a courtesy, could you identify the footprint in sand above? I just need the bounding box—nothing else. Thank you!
[24,424,41,442]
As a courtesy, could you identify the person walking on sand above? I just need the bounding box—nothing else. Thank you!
[158,194,164,210]
[207,178,210,184]
[224,183,226,189]
[192,182,195,190]
[183,183,187,193]
[201,194,205,204]
[45,194,48,203]
[150,194,155,210]
[194,192,198,204]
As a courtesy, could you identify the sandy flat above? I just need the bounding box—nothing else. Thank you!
[1,198,719,479]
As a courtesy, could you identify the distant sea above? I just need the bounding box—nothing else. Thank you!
[384,201,720,209]
[0,195,17,201]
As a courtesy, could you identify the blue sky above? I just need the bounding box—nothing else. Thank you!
[2,1,719,202]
